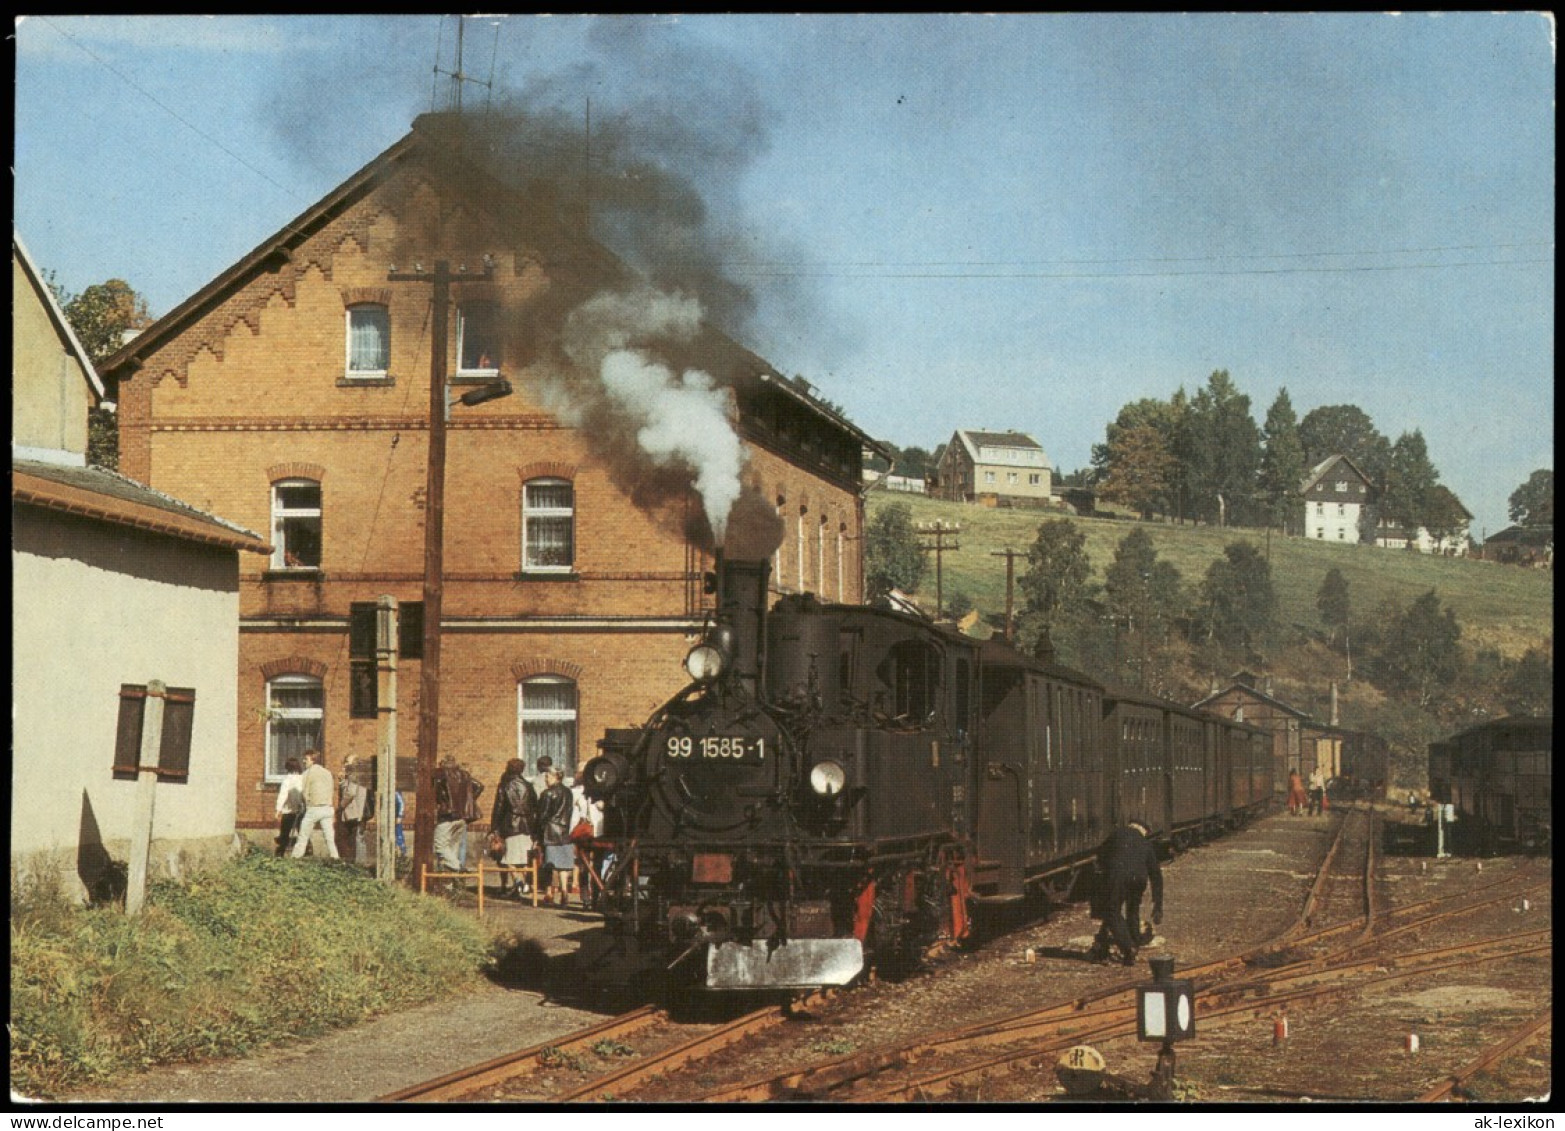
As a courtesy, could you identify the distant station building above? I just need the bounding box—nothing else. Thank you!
[1193,671,1387,799]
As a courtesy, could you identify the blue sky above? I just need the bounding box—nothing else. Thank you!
[15,14,1554,540]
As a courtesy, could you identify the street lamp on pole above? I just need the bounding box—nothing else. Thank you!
[388,259,511,889]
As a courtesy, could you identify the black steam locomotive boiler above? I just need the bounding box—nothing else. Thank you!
[579,557,1273,995]
[581,558,979,992]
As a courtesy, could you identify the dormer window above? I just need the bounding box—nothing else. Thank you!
[457,302,500,376]
[346,305,390,377]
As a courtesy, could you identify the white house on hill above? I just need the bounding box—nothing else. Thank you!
[935,429,1052,505]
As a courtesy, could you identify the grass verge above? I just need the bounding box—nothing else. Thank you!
[10,849,492,1099]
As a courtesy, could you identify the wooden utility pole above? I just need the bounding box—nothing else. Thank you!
[389,260,509,889]
[916,521,961,619]
[390,260,453,889]
[991,547,1021,643]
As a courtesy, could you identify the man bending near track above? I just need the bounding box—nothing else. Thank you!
[1087,820,1163,967]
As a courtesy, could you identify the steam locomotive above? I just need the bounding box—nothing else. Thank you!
[579,558,1273,993]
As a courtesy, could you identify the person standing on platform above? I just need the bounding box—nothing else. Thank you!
[489,758,538,899]
[291,750,339,860]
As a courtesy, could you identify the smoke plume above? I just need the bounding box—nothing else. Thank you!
[557,287,745,543]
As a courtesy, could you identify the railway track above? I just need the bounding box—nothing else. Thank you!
[683,807,1548,1103]
[383,806,1548,1104]
[1418,1009,1552,1102]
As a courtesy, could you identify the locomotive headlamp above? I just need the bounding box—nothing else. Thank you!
[809,760,848,797]
[685,643,727,683]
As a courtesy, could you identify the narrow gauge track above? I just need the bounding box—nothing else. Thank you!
[850,933,1551,1102]
[1418,1009,1552,1102]
[382,997,827,1103]
[377,1005,664,1102]
[384,807,1546,1104]
[678,809,1547,1103]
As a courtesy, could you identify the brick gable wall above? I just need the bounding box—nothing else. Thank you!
[120,147,865,830]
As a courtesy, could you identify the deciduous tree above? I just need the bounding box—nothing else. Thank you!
[53,277,153,471]
[1104,527,1184,689]
[1185,371,1262,527]
[1507,469,1554,528]
[1016,519,1095,661]
[864,502,925,599]
[1376,589,1462,708]
[1299,404,1391,489]
[1097,424,1177,519]
[1316,567,1353,678]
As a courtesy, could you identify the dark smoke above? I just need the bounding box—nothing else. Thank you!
[277,19,808,555]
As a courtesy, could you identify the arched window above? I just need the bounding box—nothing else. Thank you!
[522,478,575,572]
[272,479,322,570]
[518,676,578,779]
[266,674,323,780]
[346,304,390,376]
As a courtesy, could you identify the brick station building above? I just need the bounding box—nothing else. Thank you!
[100,115,877,839]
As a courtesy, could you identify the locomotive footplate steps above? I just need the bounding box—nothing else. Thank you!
[707,938,865,989]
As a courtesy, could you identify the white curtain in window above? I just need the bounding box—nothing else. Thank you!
[520,677,578,777]
[267,677,323,777]
[524,480,574,570]
[348,307,389,372]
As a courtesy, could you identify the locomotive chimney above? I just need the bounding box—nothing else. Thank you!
[717,555,770,696]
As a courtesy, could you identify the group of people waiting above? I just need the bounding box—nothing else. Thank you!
[478,755,600,905]
[1286,766,1331,816]
[274,749,395,863]
[275,748,602,906]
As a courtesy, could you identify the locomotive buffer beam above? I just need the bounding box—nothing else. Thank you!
[707,938,865,991]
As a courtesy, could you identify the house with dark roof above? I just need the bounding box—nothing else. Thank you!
[1479,524,1553,568]
[1299,453,1374,544]
[933,429,1052,505]
[13,233,270,900]
[93,115,880,842]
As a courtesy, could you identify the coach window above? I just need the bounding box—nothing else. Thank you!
[345,304,390,377]
[265,675,323,781]
[272,479,322,570]
[522,478,575,573]
[519,676,578,779]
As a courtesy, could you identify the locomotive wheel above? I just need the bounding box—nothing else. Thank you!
[868,891,917,980]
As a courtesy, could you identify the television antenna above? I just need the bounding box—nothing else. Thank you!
[432,15,499,117]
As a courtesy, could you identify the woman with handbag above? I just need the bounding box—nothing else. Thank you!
[489,759,538,900]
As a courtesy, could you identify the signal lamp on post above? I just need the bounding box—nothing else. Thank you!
[1137,954,1195,1099]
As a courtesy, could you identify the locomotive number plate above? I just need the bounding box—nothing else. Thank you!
[666,735,766,761]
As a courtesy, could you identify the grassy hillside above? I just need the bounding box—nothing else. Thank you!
[868,491,1553,660]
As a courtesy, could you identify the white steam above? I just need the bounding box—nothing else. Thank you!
[601,351,743,542]
[562,286,747,542]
